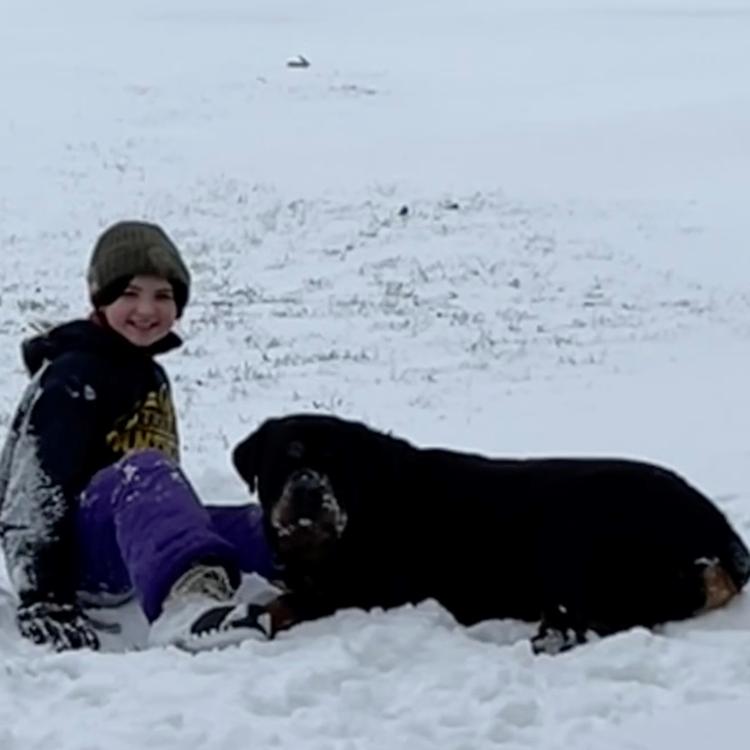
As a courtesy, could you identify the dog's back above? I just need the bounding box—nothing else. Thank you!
[387,441,750,627]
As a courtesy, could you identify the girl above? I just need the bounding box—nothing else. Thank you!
[0,221,277,652]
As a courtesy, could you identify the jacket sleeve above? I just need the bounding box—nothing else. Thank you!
[0,360,104,604]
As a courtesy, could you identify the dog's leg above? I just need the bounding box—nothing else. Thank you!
[530,557,740,656]
[531,525,596,655]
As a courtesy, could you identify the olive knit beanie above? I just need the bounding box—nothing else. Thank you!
[87,221,191,316]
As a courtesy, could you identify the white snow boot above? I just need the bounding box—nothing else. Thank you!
[148,565,272,652]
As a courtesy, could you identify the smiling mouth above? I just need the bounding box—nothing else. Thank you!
[126,323,162,337]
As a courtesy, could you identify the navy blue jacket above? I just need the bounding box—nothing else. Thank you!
[0,320,181,604]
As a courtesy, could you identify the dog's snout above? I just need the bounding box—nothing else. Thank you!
[272,460,346,552]
[292,486,322,519]
[290,470,324,519]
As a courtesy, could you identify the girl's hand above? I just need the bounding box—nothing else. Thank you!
[16,600,100,651]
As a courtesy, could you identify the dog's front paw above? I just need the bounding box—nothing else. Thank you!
[263,595,303,634]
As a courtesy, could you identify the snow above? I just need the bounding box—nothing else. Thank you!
[2,0,750,746]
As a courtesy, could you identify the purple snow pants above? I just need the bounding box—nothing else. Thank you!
[75,449,276,622]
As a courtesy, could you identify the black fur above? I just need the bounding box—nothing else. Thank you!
[233,413,750,650]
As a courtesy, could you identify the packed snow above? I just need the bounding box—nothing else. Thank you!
[2,0,750,747]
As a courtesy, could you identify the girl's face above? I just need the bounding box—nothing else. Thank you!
[101,275,178,347]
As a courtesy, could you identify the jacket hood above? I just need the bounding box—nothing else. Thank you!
[21,319,182,376]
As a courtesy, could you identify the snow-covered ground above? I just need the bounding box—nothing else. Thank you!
[2,0,750,747]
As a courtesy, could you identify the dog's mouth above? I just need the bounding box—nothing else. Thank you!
[270,469,347,564]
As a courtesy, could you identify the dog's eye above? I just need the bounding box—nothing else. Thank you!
[287,441,305,459]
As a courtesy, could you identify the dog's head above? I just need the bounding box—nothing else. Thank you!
[233,415,370,568]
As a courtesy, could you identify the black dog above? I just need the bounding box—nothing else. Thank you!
[232,414,750,652]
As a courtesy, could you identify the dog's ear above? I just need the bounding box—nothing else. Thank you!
[232,427,264,494]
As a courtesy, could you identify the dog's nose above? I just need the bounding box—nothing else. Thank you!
[294,470,318,487]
